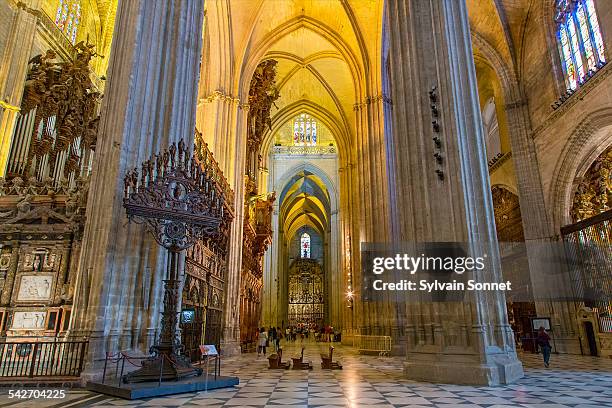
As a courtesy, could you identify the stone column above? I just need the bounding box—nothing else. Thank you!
[219,104,248,356]
[353,95,405,348]
[70,0,204,373]
[386,0,523,385]
[0,0,39,176]
[504,99,579,352]
[262,199,279,328]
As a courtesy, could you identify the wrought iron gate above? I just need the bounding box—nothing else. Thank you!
[561,209,612,333]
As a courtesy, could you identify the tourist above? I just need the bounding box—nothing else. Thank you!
[536,326,552,368]
[269,327,277,351]
[257,327,268,357]
[276,326,282,350]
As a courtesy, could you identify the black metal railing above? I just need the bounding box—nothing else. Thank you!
[0,340,88,378]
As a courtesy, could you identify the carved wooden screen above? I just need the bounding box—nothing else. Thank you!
[182,240,226,360]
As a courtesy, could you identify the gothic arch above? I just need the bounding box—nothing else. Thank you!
[472,32,521,104]
[275,162,339,215]
[260,100,352,166]
[265,56,351,135]
[236,15,368,103]
[549,106,612,231]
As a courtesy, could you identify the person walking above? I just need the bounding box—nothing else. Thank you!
[536,326,552,368]
[257,327,268,357]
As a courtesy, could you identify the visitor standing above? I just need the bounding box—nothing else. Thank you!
[257,327,268,357]
[276,326,282,350]
[536,326,552,367]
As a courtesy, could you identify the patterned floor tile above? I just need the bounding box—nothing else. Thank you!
[0,343,611,407]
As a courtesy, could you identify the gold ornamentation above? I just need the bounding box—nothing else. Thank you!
[491,186,524,242]
[571,146,612,221]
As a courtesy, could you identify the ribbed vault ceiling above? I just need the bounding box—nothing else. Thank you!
[280,171,331,240]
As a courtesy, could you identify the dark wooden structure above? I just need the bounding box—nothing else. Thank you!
[320,346,342,369]
[267,348,290,369]
[291,347,312,370]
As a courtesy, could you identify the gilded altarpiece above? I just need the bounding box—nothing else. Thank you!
[288,259,324,326]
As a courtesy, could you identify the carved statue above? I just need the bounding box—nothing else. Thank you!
[246,60,280,152]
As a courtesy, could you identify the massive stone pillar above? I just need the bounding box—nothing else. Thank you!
[71,0,204,372]
[219,104,248,356]
[0,0,39,176]
[351,96,394,340]
[386,0,523,384]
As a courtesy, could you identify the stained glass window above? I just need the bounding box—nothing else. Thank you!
[293,114,317,146]
[555,0,606,91]
[55,0,81,44]
[300,233,311,258]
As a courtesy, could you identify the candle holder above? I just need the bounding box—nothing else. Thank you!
[122,139,228,383]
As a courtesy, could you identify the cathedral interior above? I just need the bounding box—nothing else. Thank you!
[0,0,611,406]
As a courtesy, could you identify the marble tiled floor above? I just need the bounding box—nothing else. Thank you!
[0,342,611,407]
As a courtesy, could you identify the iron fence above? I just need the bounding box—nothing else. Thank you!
[0,340,88,378]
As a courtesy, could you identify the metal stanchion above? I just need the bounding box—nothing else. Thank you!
[118,356,126,387]
[204,356,209,392]
[158,355,164,387]
[102,353,108,384]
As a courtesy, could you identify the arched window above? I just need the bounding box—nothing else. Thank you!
[55,0,81,43]
[482,98,502,163]
[293,114,317,146]
[555,0,605,91]
[300,233,311,258]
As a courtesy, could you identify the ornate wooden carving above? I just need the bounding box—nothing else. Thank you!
[245,60,279,190]
[20,42,101,178]
[239,60,279,344]
[122,139,232,383]
[288,258,324,326]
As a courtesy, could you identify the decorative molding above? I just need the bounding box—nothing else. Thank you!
[488,151,512,172]
[272,145,337,156]
[533,62,612,137]
[198,90,241,106]
[36,9,76,61]
[353,94,392,111]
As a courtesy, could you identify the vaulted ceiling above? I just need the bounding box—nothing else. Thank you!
[279,171,331,240]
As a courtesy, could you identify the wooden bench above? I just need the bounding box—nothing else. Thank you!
[291,346,313,370]
[268,347,291,369]
[320,346,342,369]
